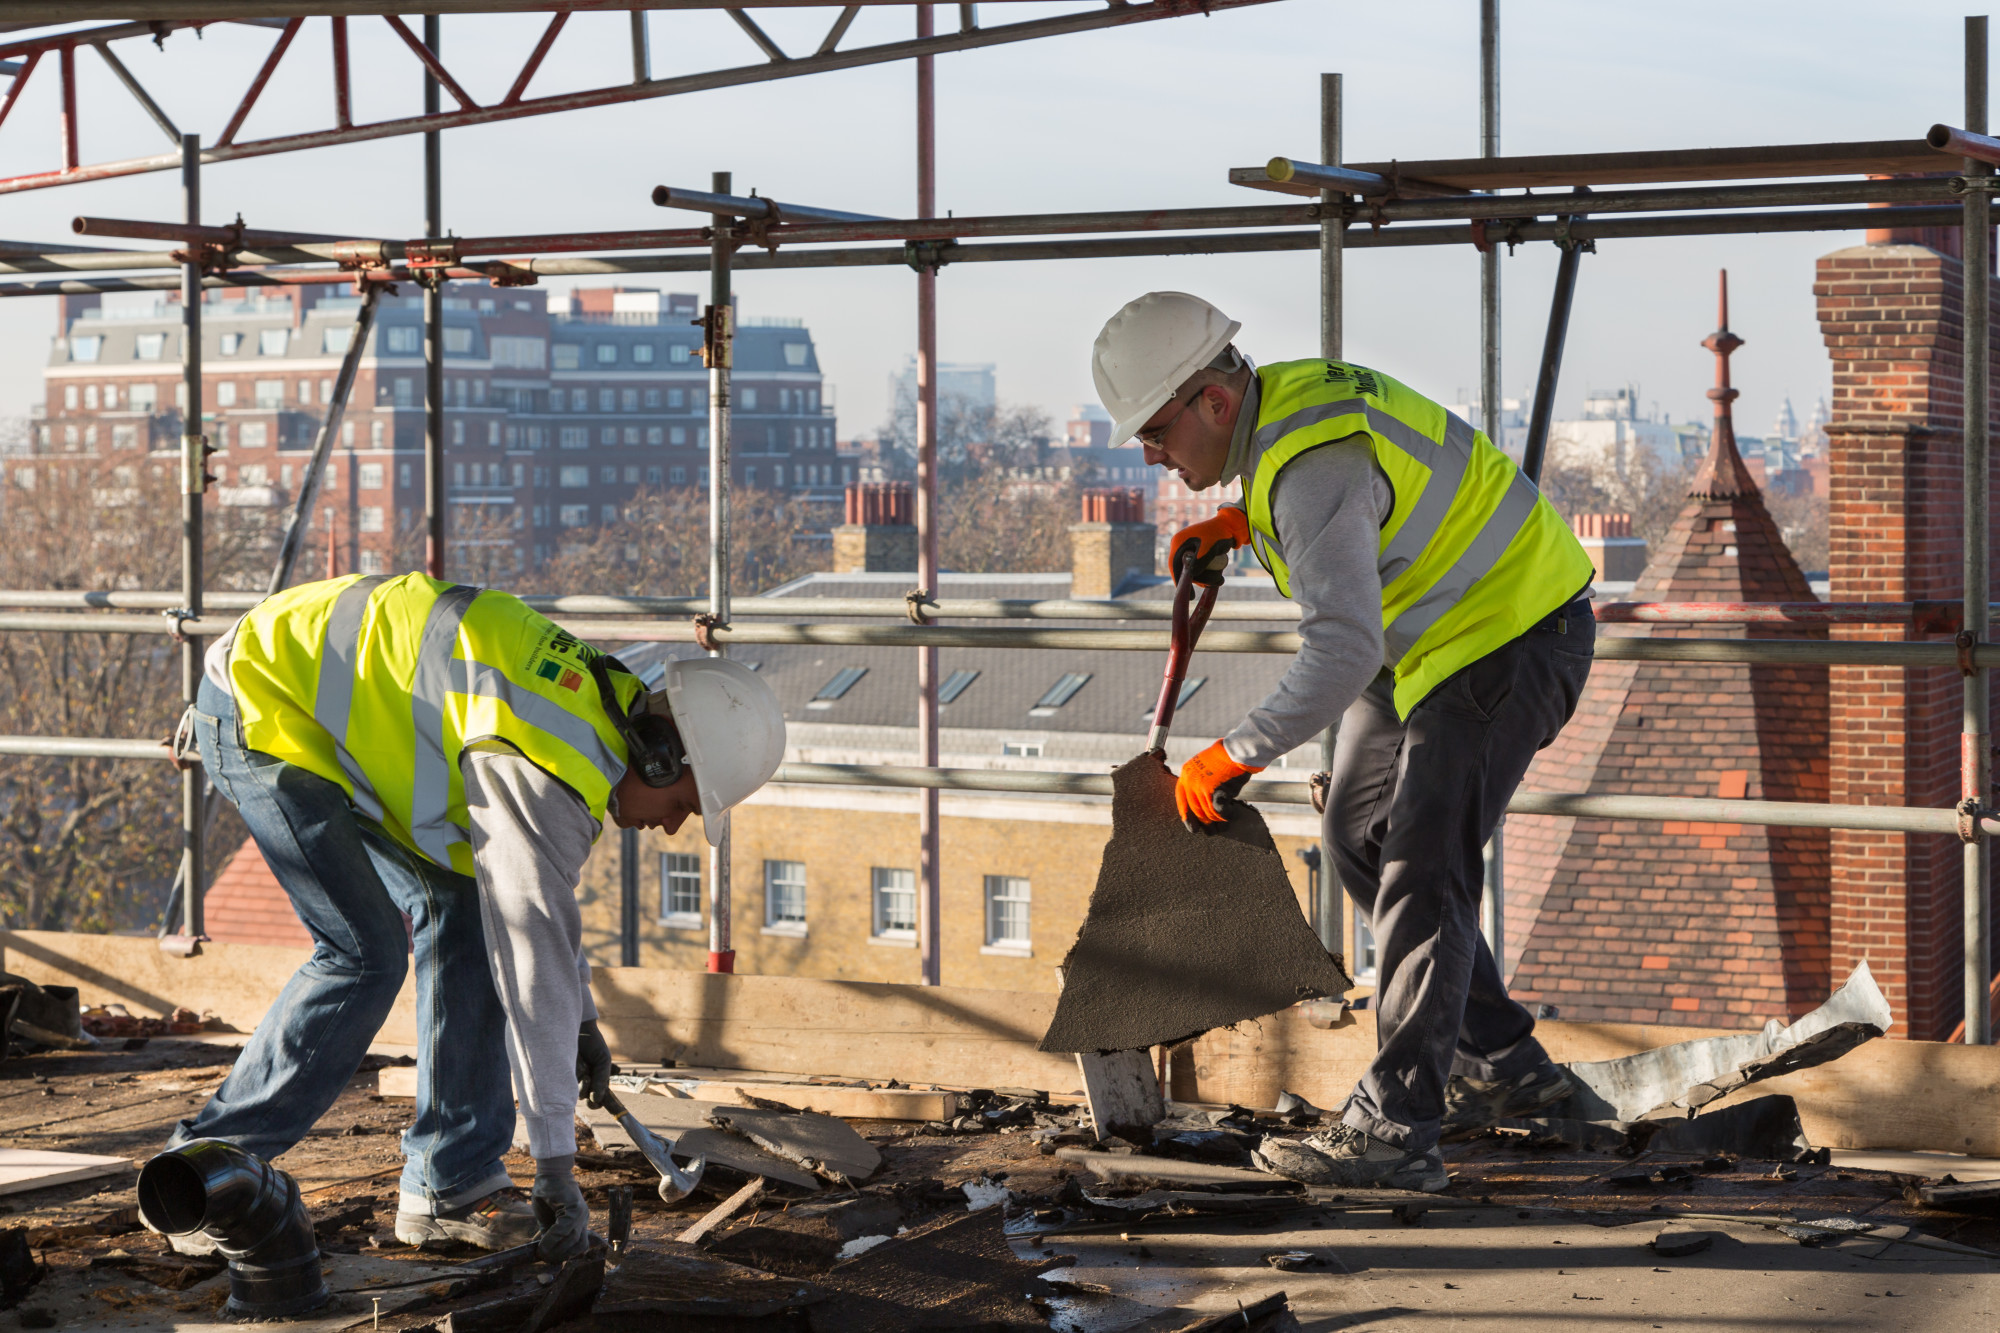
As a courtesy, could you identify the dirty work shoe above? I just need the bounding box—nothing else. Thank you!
[395,1187,540,1250]
[1441,1063,1576,1135]
[1252,1125,1449,1192]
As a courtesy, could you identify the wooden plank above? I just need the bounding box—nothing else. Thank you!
[678,1176,763,1245]
[1076,1049,1163,1140]
[0,1147,132,1196]
[1343,139,1940,192]
[379,1065,957,1119]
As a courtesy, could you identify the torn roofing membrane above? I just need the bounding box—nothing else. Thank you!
[1562,962,1893,1123]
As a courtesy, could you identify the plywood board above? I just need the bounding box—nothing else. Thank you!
[1076,1049,1163,1140]
[380,1064,955,1121]
[0,1147,132,1196]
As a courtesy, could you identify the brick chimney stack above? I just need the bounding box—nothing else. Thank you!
[1570,512,1647,582]
[833,481,917,573]
[1069,487,1155,599]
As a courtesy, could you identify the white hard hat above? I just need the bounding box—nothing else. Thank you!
[650,657,786,846]
[1091,292,1242,446]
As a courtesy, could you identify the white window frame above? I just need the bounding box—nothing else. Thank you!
[660,852,703,928]
[982,875,1032,954]
[764,860,807,934]
[871,867,916,943]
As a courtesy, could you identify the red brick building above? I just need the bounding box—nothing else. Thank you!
[1811,227,1998,1040]
[1507,425,1831,1029]
[23,281,837,578]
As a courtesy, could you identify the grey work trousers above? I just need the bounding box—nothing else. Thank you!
[1327,599,1595,1152]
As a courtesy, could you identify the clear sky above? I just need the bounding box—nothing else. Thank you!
[0,1,1979,441]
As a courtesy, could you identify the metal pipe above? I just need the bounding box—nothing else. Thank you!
[422,14,444,580]
[1967,14,1993,1048]
[1316,69,1343,955]
[1480,0,1505,979]
[915,3,943,989]
[1264,157,1391,197]
[24,738,2000,840]
[14,612,2000,669]
[620,826,641,967]
[266,284,378,594]
[706,170,736,976]
[0,206,1975,301]
[1520,200,1587,484]
[0,0,1289,202]
[57,177,1955,271]
[1933,120,2000,169]
[176,132,205,948]
[649,184,888,224]
[0,590,1985,625]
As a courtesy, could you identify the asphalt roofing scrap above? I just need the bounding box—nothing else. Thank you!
[1039,753,1351,1055]
[1561,961,1892,1123]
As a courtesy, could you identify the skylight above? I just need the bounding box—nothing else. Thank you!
[939,669,979,704]
[1143,676,1207,717]
[1029,672,1091,716]
[807,666,866,709]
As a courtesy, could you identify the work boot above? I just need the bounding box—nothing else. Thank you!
[1441,1063,1576,1135]
[395,1187,540,1250]
[1252,1125,1449,1192]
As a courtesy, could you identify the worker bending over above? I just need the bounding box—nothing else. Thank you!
[1093,293,1595,1192]
[170,573,784,1257]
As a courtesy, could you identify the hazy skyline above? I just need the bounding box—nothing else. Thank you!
[0,2,1975,445]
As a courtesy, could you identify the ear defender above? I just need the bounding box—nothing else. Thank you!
[588,656,687,789]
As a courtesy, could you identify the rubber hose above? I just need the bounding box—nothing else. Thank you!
[137,1138,328,1318]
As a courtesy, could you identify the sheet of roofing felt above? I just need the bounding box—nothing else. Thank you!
[1039,752,1352,1054]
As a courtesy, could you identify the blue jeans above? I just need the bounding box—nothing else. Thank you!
[171,675,516,1215]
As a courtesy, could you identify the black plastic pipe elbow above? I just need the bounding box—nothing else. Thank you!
[137,1139,328,1319]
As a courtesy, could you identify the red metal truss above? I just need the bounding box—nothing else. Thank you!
[0,2,1281,198]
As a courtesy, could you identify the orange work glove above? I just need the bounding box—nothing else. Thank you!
[1176,740,1264,827]
[1167,506,1250,586]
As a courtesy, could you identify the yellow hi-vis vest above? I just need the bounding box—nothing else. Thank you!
[227,573,641,875]
[1244,359,1596,719]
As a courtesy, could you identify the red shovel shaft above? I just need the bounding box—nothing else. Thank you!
[1147,561,1219,753]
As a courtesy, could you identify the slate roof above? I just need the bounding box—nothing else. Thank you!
[612,569,1301,754]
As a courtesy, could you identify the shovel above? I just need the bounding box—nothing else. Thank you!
[594,1088,706,1202]
[1145,555,1221,756]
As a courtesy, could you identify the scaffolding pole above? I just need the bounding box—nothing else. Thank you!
[1967,14,1993,1047]
[1314,69,1342,954]
[422,13,445,579]
[267,284,379,594]
[706,170,736,975]
[1479,0,1506,977]
[173,131,205,950]
[915,3,943,989]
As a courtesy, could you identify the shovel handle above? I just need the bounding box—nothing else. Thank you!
[1146,560,1220,753]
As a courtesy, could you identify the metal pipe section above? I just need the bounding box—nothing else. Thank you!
[176,133,205,947]
[1316,69,1343,955]
[1480,0,1505,979]
[649,184,887,224]
[706,170,735,976]
[265,284,378,594]
[1264,156,1392,197]
[1933,120,2000,169]
[1520,201,1586,485]
[0,206,1973,300]
[422,14,444,580]
[1967,14,1993,1048]
[915,3,943,989]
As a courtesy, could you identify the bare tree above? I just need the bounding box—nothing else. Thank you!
[1539,436,1699,553]
[0,454,264,932]
[878,396,1055,483]
[530,486,834,598]
[1765,487,1829,576]
[940,473,1084,575]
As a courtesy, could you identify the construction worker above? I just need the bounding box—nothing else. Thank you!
[166,573,784,1258]
[1093,292,1597,1192]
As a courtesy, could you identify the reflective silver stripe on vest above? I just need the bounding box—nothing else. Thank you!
[1376,411,1479,586]
[407,584,482,864]
[313,575,388,823]
[1383,469,1540,663]
[448,657,626,786]
[1251,398,1369,453]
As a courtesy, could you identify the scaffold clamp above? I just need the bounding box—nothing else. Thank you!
[692,612,728,652]
[1958,629,1980,676]
[904,588,937,625]
[903,240,956,274]
[1958,797,1990,843]
[1309,771,1332,815]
